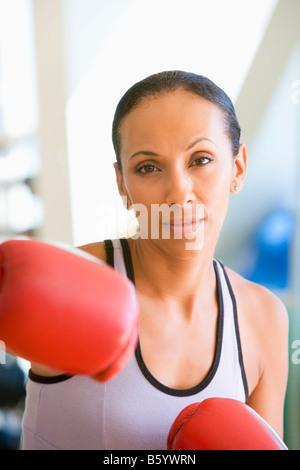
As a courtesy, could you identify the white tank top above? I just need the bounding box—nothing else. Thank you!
[22,238,248,450]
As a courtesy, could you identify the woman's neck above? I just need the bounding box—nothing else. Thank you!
[128,237,217,317]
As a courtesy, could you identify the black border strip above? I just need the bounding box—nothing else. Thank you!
[219,262,249,402]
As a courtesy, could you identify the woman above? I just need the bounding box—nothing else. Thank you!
[23,71,289,450]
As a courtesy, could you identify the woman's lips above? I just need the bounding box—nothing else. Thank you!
[163,218,204,236]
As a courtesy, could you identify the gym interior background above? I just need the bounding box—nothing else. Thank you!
[0,0,299,450]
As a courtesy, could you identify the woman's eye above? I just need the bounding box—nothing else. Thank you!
[191,156,211,167]
[136,164,158,174]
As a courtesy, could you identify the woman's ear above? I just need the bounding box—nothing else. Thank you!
[230,144,248,193]
[113,163,131,209]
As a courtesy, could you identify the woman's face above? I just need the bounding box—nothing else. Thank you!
[115,89,247,256]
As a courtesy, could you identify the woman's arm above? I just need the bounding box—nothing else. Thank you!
[246,288,289,439]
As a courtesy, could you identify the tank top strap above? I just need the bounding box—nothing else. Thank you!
[104,239,129,279]
[213,259,249,401]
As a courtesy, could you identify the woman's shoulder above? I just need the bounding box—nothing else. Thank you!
[223,265,289,399]
[78,240,107,262]
[224,265,289,335]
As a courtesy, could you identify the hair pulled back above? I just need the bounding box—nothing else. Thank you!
[112,70,241,171]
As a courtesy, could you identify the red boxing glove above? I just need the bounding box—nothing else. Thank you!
[0,238,139,381]
[167,398,288,450]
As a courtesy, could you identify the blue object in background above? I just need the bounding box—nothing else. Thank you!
[242,209,295,290]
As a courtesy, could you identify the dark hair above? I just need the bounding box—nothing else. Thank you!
[112,70,241,171]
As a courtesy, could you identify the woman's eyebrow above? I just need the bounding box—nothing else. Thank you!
[185,137,216,150]
[129,150,159,161]
[129,137,217,161]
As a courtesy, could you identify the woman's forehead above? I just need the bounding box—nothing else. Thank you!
[119,90,227,149]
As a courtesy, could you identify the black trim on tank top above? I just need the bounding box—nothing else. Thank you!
[104,239,114,267]
[28,369,72,384]
[117,237,225,397]
[218,262,249,402]
[119,238,136,284]
[136,259,224,397]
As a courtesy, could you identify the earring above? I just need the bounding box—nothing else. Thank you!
[233,185,239,192]
[122,196,129,209]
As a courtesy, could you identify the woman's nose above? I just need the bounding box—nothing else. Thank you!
[164,170,196,207]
